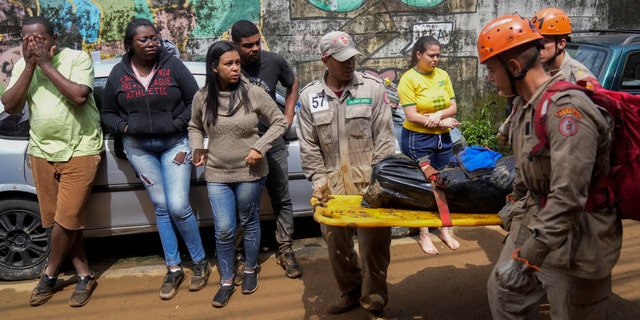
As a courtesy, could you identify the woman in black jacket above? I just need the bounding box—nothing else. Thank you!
[100,18,210,301]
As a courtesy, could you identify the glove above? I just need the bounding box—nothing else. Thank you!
[312,177,333,207]
[495,249,540,294]
[498,194,518,231]
[497,114,511,147]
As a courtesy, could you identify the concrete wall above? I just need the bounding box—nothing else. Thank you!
[1,0,635,118]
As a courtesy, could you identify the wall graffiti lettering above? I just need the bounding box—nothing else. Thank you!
[401,22,453,55]
[0,0,612,117]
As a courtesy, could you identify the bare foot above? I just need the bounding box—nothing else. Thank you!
[418,232,439,255]
[439,227,460,250]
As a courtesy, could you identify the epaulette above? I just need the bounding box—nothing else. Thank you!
[552,89,588,108]
[300,79,320,93]
[361,72,385,84]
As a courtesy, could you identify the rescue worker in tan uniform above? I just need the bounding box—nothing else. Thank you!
[477,15,622,320]
[497,8,595,147]
[532,7,596,82]
[296,31,395,320]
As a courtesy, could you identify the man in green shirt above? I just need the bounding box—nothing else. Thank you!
[2,16,104,308]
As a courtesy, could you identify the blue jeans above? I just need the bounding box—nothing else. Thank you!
[207,178,265,283]
[400,128,453,170]
[122,134,205,267]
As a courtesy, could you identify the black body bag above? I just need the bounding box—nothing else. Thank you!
[361,154,516,213]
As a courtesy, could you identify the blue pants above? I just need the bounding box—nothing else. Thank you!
[400,128,453,170]
[123,134,206,267]
[207,178,265,283]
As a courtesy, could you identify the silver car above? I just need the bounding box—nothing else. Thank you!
[0,59,314,280]
[0,59,452,281]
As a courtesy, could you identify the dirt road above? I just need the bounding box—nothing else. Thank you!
[2,221,639,320]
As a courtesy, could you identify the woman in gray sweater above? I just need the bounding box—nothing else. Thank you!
[188,41,287,308]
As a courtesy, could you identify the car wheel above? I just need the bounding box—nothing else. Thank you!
[0,199,50,280]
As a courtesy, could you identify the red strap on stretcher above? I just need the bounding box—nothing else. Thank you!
[419,158,453,227]
[431,177,453,227]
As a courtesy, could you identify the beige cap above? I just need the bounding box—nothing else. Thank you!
[319,31,361,62]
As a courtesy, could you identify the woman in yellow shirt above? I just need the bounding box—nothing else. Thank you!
[398,36,460,255]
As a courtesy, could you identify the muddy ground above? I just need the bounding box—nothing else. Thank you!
[2,220,639,320]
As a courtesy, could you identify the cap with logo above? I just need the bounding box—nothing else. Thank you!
[319,31,362,62]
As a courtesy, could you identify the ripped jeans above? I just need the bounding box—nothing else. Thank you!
[207,178,265,283]
[122,134,206,267]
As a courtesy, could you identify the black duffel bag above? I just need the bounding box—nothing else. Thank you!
[361,154,516,213]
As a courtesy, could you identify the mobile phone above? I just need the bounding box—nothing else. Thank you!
[192,148,208,163]
[173,151,187,164]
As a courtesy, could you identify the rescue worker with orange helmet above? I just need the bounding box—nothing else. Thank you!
[478,14,622,320]
[532,8,595,82]
[496,8,596,148]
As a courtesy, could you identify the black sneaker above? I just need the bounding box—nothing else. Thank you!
[241,271,259,294]
[69,273,98,307]
[30,273,58,306]
[276,250,302,278]
[189,260,211,291]
[159,268,185,300]
[211,285,235,308]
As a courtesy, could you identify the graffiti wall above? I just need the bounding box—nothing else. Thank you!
[0,0,624,115]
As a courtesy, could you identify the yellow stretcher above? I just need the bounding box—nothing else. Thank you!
[312,195,502,228]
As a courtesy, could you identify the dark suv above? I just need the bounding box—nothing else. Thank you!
[565,31,640,94]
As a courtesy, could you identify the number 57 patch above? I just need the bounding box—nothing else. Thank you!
[309,93,329,113]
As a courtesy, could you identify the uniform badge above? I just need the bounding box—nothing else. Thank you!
[559,117,579,137]
[555,107,582,119]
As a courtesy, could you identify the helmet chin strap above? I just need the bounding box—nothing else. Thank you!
[547,36,563,68]
[499,53,538,97]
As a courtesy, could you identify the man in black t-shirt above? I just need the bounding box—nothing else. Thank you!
[231,20,302,280]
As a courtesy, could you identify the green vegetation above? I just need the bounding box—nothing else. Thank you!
[459,100,508,153]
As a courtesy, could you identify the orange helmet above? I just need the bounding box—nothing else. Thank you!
[531,8,572,35]
[477,14,543,64]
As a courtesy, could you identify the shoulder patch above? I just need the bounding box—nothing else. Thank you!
[554,107,583,119]
[558,117,579,137]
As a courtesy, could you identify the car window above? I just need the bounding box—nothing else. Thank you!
[0,108,30,138]
[193,75,206,88]
[567,45,608,79]
[93,77,108,111]
[620,51,640,90]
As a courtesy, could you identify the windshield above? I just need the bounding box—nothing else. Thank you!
[566,45,608,79]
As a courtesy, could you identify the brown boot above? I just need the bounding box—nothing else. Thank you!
[327,286,361,314]
[276,249,302,278]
